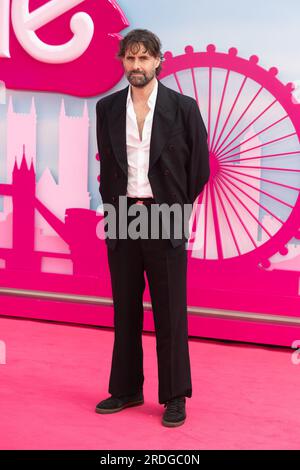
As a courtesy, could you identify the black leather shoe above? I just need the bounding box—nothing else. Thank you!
[95,391,144,414]
[162,396,186,427]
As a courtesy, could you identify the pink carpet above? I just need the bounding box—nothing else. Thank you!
[0,316,299,450]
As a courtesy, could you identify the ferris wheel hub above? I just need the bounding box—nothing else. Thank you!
[209,152,221,177]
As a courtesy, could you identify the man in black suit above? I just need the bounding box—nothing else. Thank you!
[95,29,210,427]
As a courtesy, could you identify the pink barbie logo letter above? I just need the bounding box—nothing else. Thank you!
[0,0,129,96]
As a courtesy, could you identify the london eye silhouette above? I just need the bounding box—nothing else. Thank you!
[160,44,300,269]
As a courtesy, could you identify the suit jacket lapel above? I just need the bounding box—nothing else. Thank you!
[107,81,177,176]
[108,86,128,176]
[149,81,177,171]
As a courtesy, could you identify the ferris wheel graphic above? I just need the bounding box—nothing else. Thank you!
[160,45,300,269]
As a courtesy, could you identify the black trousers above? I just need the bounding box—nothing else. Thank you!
[106,198,192,404]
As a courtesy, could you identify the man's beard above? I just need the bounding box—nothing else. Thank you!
[127,70,156,88]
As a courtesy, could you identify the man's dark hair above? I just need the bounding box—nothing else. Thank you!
[118,29,163,76]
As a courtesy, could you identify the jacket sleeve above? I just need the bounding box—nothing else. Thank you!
[96,100,105,157]
[186,100,210,204]
[96,100,106,196]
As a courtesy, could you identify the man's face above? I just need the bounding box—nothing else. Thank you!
[122,43,160,88]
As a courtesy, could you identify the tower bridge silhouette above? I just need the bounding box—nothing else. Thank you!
[0,150,104,279]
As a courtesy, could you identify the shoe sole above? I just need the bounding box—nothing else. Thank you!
[95,399,144,414]
[162,418,186,427]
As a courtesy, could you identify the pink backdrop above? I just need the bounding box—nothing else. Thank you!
[1,1,300,346]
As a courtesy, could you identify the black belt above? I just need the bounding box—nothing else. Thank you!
[127,197,156,205]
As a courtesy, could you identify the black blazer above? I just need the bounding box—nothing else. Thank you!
[96,80,210,250]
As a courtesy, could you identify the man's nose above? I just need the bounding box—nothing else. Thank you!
[133,59,142,69]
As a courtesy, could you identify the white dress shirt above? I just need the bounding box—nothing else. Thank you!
[126,78,158,198]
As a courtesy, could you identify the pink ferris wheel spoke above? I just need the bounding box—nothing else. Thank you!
[214,174,258,249]
[222,170,294,211]
[217,172,277,239]
[219,166,300,192]
[210,69,230,151]
[216,99,280,158]
[190,190,205,239]
[216,171,285,232]
[220,174,274,238]
[217,172,273,242]
[203,183,209,259]
[224,163,300,172]
[189,195,200,244]
[219,131,297,162]
[204,185,209,259]
[209,179,224,259]
[191,68,200,107]
[214,85,264,156]
[211,76,248,154]
[173,72,183,94]
[225,150,300,165]
[193,184,209,259]
[218,175,283,244]
[217,113,288,160]
[207,67,212,148]
[222,168,291,225]
[213,177,242,256]
[189,185,209,255]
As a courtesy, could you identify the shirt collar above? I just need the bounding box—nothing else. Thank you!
[126,78,158,111]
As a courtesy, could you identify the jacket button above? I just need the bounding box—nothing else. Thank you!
[114,172,119,178]
[168,144,175,151]
[112,196,116,202]
[164,169,169,175]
